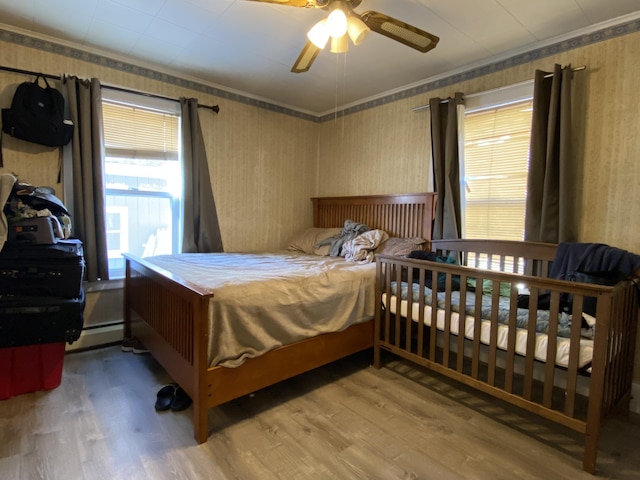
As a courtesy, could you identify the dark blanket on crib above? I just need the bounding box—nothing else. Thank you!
[549,242,640,281]
[547,242,640,315]
[391,281,574,337]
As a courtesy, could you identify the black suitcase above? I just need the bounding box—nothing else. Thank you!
[0,239,85,298]
[0,289,85,348]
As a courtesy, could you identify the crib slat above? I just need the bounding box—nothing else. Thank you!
[504,285,519,393]
[383,263,392,346]
[456,275,468,373]
[487,285,500,387]
[373,260,383,368]
[416,268,426,358]
[394,265,402,349]
[405,266,415,353]
[471,286,483,379]
[512,256,521,274]
[442,274,453,369]
[564,295,583,417]
[542,292,560,408]
[523,288,538,400]
[429,269,438,362]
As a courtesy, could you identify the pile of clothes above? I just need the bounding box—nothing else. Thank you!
[315,219,371,257]
[0,173,72,251]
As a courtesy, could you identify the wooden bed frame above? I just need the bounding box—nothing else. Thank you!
[374,239,639,474]
[123,192,436,444]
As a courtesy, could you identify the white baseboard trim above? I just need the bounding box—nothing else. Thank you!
[65,323,124,352]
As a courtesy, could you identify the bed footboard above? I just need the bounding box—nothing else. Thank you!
[124,253,212,442]
[124,253,375,444]
[374,239,639,474]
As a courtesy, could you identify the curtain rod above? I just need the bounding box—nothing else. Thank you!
[0,64,220,114]
[544,65,586,78]
[0,64,60,81]
[411,65,586,112]
[411,97,452,112]
[102,84,219,114]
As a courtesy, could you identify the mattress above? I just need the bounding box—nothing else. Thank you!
[145,252,377,368]
[382,293,594,369]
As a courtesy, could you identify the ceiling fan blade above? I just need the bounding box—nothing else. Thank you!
[359,11,439,53]
[243,0,317,7]
[291,41,321,73]
[244,0,361,9]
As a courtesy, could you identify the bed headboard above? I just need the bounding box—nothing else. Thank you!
[311,193,437,240]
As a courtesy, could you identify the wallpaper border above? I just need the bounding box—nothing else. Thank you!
[319,18,640,122]
[0,28,318,122]
[1,17,638,124]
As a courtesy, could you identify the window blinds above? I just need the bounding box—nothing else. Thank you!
[463,100,533,241]
[102,102,179,160]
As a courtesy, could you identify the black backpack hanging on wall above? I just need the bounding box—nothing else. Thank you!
[1,75,74,148]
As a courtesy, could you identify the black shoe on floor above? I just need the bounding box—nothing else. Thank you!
[155,384,177,411]
[170,386,192,411]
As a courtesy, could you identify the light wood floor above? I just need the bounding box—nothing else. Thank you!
[1,346,639,480]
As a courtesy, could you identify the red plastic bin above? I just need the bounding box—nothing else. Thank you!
[0,342,65,400]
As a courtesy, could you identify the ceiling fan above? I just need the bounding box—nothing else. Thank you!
[245,0,440,73]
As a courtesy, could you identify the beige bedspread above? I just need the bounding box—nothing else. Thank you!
[145,252,376,368]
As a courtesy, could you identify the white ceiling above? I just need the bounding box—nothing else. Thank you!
[0,0,639,116]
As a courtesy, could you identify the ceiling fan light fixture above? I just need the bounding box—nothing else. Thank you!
[307,19,330,49]
[276,2,440,73]
[347,16,370,45]
[326,8,348,38]
[330,34,349,53]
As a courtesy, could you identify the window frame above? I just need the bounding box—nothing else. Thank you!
[460,81,534,241]
[101,89,182,278]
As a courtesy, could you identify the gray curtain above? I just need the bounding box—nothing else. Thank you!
[180,97,223,253]
[430,92,464,240]
[63,76,109,281]
[524,64,577,243]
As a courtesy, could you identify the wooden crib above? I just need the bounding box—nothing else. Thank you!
[374,239,639,474]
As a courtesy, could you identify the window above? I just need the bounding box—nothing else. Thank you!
[105,206,129,261]
[462,83,533,242]
[102,91,182,278]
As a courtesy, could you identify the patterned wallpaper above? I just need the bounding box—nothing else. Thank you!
[0,38,319,255]
[318,30,640,254]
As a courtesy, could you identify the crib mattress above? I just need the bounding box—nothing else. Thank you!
[382,294,593,369]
